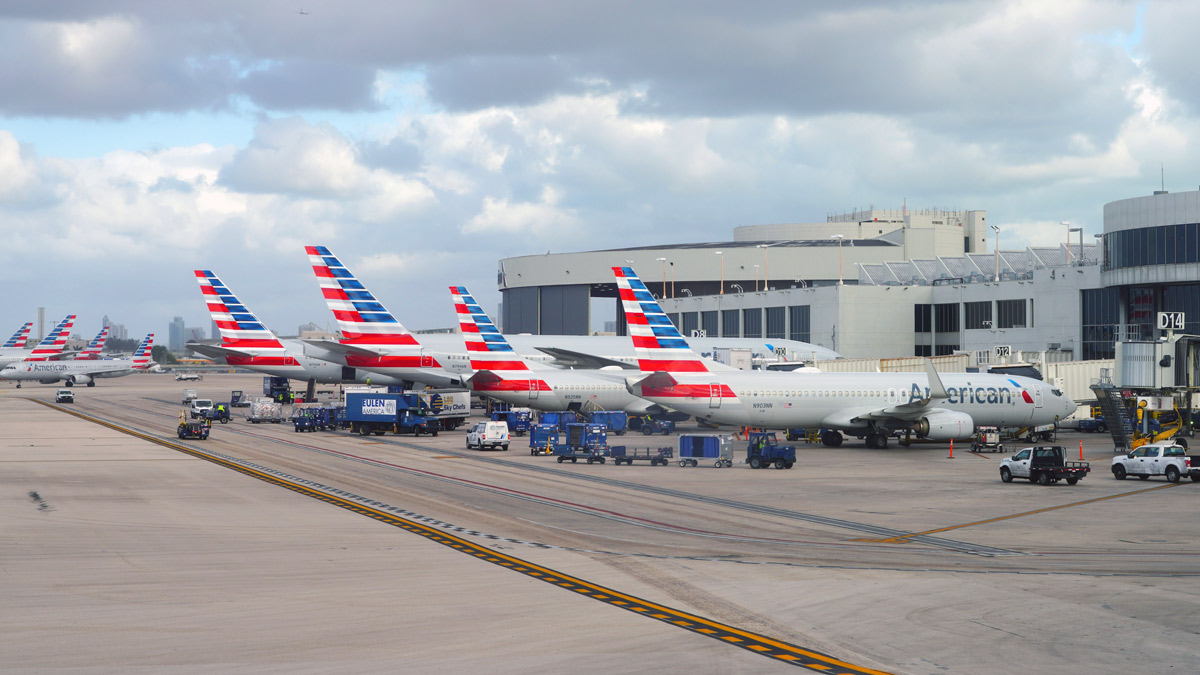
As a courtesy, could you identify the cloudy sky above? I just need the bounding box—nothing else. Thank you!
[0,0,1193,341]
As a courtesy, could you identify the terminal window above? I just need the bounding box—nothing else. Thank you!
[722,309,740,337]
[788,305,810,342]
[997,299,1027,328]
[964,301,992,329]
[743,308,763,338]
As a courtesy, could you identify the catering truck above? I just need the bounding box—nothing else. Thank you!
[343,392,441,437]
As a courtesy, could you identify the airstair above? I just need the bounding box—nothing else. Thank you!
[1089,383,1134,453]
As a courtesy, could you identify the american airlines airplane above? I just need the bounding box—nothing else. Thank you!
[75,326,110,360]
[3,315,77,371]
[0,322,34,368]
[451,285,655,413]
[1,333,156,387]
[191,270,410,387]
[303,245,838,383]
[614,266,1076,447]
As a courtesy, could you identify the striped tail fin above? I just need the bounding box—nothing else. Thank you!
[3,323,32,349]
[131,334,154,369]
[450,285,548,393]
[613,266,709,373]
[304,246,422,350]
[77,326,110,360]
[194,270,287,354]
[28,315,76,361]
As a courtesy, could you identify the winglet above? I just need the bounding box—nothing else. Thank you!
[924,359,949,400]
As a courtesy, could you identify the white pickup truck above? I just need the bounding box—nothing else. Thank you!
[1110,443,1198,483]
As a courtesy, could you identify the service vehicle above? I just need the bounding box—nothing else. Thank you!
[189,398,214,419]
[1110,443,1196,483]
[410,389,470,430]
[174,372,202,381]
[492,408,533,436]
[587,411,628,436]
[177,419,210,440]
[1077,417,1108,433]
[641,419,676,435]
[1000,446,1090,485]
[263,376,292,403]
[55,388,74,403]
[343,392,440,437]
[746,431,796,469]
[181,388,198,404]
[970,426,1005,453]
[201,402,230,424]
[230,390,250,407]
[609,445,673,466]
[466,421,510,450]
[678,434,735,468]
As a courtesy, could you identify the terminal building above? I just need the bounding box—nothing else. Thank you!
[498,190,1200,365]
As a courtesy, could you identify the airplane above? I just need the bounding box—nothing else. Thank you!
[451,285,657,413]
[191,270,411,387]
[613,265,1077,447]
[75,326,110,360]
[11,315,77,367]
[0,333,156,387]
[302,245,838,381]
[0,322,34,368]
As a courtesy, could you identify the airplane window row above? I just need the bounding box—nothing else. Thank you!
[736,390,891,398]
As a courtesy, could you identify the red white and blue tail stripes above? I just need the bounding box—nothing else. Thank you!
[28,315,76,360]
[132,334,154,369]
[613,266,710,373]
[3,323,32,349]
[450,285,549,392]
[305,246,421,348]
[194,270,298,367]
[77,326,110,360]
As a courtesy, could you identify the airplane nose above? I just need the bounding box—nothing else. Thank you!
[1063,394,1078,417]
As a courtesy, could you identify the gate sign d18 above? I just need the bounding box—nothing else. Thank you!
[1158,312,1185,330]
[994,345,1012,358]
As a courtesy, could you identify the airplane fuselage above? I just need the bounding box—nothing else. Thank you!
[632,371,1076,433]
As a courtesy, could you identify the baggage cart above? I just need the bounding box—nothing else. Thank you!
[609,446,674,466]
[678,434,735,467]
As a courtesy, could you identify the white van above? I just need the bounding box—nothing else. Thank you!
[466,421,510,451]
[190,398,214,419]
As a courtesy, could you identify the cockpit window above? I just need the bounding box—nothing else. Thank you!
[1051,389,1063,397]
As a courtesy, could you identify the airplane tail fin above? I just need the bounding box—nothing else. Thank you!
[305,246,422,350]
[3,322,32,349]
[77,326,110,360]
[28,315,76,361]
[449,285,530,372]
[132,334,154,369]
[612,266,709,373]
[193,270,286,354]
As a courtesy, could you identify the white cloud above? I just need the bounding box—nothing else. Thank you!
[464,186,579,235]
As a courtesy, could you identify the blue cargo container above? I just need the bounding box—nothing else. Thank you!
[588,411,627,436]
[540,410,581,430]
[678,434,734,467]
[529,424,559,455]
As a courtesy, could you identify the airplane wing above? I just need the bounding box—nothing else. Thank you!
[532,347,637,370]
[301,339,386,358]
[187,344,237,361]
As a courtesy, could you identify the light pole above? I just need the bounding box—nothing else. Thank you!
[1094,233,1103,268]
[1069,227,1082,266]
[831,234,845,285]
[991,224,1000,282]
[757,243,770,291]
[1062,221,1071,264]
[753,264,760,291]
[715,250,724,295]
[669,261,674,298]
[656,257,667,299]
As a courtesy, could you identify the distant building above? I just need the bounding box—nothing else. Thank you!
[211,319,219,340]
[185,327,205,344]
[169,316,186,352]
[109,323,128,341]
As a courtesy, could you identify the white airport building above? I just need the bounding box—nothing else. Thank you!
[498,189,1200,372]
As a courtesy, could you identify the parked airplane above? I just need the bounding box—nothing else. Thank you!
[0,333,156,387]
[303,245,838,383]
[0,322,34,368]
[11,315,77,365]
[452,285,656,413]
[613,266,1076,447]
[75,326,110,360]
[191,270,409,387]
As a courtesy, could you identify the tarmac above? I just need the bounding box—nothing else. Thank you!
[2,373,1199,674]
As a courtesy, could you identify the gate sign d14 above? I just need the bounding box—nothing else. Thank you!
[1158,312,1185,330]
[994,345,1012,358]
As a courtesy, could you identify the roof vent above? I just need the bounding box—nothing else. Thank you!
[1154,190,1169,195]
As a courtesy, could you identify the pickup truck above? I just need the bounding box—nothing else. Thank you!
[1077,417,1108,433]
[999,446,1090,485]
[1110,443,1199,483]
[466,421,510,451]
[190,398,214,419]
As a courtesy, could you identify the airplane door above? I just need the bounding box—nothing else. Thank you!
[709,383,721,409]
[1034,387,1044,408]
[421,353,434,368]
[529,381,540,401]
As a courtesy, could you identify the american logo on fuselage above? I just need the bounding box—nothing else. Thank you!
[908,383,1026,405]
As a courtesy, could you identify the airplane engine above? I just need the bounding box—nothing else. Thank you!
[66,374,94,387]
[914,411,974,440]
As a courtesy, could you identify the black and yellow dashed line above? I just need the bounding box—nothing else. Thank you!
[35,400,890,674]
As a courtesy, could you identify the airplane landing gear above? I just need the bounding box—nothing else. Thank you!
[821,430,843,447]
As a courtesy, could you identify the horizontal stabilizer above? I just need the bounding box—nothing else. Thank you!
[533,346,637,370]
[302,339,384,358]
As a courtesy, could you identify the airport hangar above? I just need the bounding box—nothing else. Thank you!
[498,189,1200,364]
